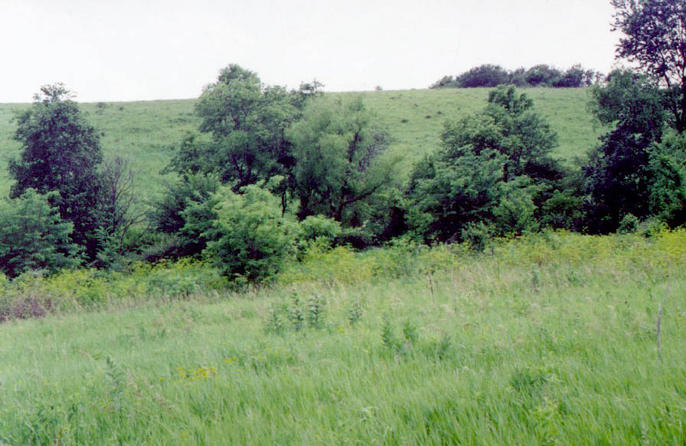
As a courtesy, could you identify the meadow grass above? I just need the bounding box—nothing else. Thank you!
[0,231,684,444]
[0,88,601,202]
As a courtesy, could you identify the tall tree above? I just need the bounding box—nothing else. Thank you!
[612,0,686,131]
[10,84,104,259]
[583,69,666,232]
[173,64,299,190]
[287,96,395,223]
[407,86,559,242]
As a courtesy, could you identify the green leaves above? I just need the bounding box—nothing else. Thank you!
[0,189,80,277]
[408,86,558,242]
[288,95,394,224]
[204,185,298,283]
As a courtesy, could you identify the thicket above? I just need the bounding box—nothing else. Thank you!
[431,64,602,89]
[0,2,684,289]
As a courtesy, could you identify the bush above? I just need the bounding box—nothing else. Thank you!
[204,185,299,284]
[0,190,80,277]
[618,213,640,233]
[461,222,493,252]
[149,173,220,258]
[299,215,342,245]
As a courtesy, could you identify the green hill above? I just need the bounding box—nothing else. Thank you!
[0,88,603,201]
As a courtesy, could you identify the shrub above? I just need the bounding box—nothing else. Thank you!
[618,213,640,233]
[299,215,342,247]
[149,173,220,258]
[461,222,493,252]
[0,190,80,277]
[204,185,299,284]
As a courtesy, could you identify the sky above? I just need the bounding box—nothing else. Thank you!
[0,0,620,103]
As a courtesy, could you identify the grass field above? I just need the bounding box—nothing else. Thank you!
[0,88,660,444]
[0,231,684,444]
[0,88,602,201]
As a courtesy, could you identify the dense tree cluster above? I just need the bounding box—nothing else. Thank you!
[0,1,684,283]
[431,64,601,89]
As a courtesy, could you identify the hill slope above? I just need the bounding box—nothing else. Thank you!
[0,231,683,443]
[0,88,602,200]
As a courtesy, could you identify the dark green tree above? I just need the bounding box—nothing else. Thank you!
[10,84,105,260]
[647,131,686,226]
[583,69,666,232]
[406,147,509,243]
[149,173,220,258]
[455,64,510,88]
[612,0,686,132]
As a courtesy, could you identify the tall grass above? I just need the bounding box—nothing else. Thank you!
[0,231,684,444]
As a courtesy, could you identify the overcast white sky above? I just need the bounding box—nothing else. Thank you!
[0,0,619,103]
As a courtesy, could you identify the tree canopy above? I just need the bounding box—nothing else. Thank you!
[10,84,105,260]
[612,0,686,131]
[287,96,395,223]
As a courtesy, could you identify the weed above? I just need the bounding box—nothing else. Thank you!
[402,319,419,345]
[265,304,286,334]
[434,334,452,360]
[105,356,127,412]
[307,294,326,329]
[347,298,364,326]
[287,294,305,331]
[381,317,399,353]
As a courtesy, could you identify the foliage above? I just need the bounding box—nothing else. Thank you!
[150,173,220,258]
[648,131,686,226]
[483,85,560,181]
[456,64,511,88]
[617,213,640,233]
[9,84,105,260]
[298,215,342,248]
[288,95,399,225]
[611,0,686,131]
[407,148,507,242]
[407,86,559,242]
[0,189,79,277]
[431,64,599,89]
[95,157,140,268]
[171,65,299,191]
[460,221,494,252]
[204,185,298,284]
[524,64,563,87]
[584,70,666,232]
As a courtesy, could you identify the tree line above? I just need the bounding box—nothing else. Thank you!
[1,0,684,283]
[431,64,603,89]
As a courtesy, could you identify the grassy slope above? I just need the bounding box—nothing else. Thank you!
[0,88,602,201]
[0,232,684,444]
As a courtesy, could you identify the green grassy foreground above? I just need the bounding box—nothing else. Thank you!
[0,88,601,200]
[0,231,684,444]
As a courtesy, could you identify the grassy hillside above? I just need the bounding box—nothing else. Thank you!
[0,88,602,201]
[0,231,683,443]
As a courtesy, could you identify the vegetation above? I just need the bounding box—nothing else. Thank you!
[611,0,686,131]
[0,88,600,198]
[10,85,106,260]
[0,231,684,443]
[0,189,78,277]
[431,64,601,89]
[0,2,684,441]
